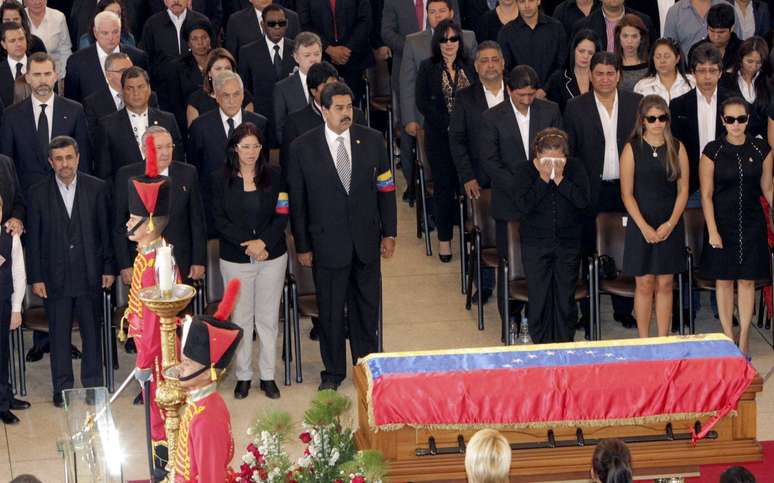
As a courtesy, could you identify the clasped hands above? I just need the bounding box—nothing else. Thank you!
[242,239,269,261]
[640,222,675,244]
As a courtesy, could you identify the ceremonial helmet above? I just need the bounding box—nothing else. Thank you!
[127,134,171,232]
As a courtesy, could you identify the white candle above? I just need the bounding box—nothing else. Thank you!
[157,245,174,295]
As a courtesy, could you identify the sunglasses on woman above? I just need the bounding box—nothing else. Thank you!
[439,35,461,44]
[644,114,669,123]
[722,115,749,124]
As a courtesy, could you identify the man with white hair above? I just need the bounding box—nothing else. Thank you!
[64,10,147,103]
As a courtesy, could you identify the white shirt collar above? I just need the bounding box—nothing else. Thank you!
[697,87,718,105]
[266,35,284,58]
[220,108,242,126]
[6,54,26,76]
[31,92,54,110]
[482,82,505,108]
[160,166,170,177]
[55,173,77,191]
[167,8,187,24]
[325,124,350,146]
[128,108,148,118]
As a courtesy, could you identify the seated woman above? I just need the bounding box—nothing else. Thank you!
[621,95,689,338]
[464,429,511,483]
[591,439,633,483]
[186,48,254,127]
[513,128,590,343]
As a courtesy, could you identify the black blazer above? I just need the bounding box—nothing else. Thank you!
[626,0,663,38]
[0,61,16,108]
[224,6,301,59]
[25,173,113,296]
[448,81,502,187]
[164,54,204,133]
[211,165,288,263]
[563,90,642,208]
[83,86,160,145]
[112,160,206,277]
[148,0,224,34]
[95,107,183,180]
[415,58,477,136]
[273,71,308,144]
[545,68,582,113]
[238,36,297,127]
[296,0,374,70]
[719,72,769,139]
[1,95,92,191]
[0,154,24,222]
[571,6,652,46]
[287,124,397,268]
[64,44,149,103]
[669,88,729,194]
[139,8,209,80]
[480,97,563,221]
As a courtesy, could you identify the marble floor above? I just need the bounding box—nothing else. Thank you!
[3,174,774,482]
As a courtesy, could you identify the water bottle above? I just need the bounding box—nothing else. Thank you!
[518,316,532,345]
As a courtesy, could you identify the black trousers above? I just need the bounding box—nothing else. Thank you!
[314,257,380,384]
[45,293,103,394]
[0,299,11,412]
[523,241,580,343]
[425,131,459,242]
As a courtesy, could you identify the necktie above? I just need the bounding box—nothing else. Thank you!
[227,117,235,140]
[335,136,351,193]
[37,103,49,157]
[14,62,22,80]
[273,45,282,78]
[415,0,424,29]
[116,93,123,110]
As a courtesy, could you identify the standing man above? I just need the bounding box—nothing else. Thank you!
[25,135,114,407]
[571,0,652,52]
[564,51,641,335]
[225,0,300,59]
[287,81,397,390]
[686,3,741,71]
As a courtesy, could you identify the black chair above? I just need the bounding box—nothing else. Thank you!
[285,232,312,384]
[204,239,224,315]
[415,128,433,256]
[365,61,396,175]
[465,189,497,331]
[458,194,473,294]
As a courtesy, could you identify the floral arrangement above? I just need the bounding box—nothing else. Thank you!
[234,390,387,483]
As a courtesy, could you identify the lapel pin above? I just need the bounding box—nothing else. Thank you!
[153,120,159,125]
[356,139,361,144]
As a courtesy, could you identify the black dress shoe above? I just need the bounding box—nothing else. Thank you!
[71,345,82,360]
[133,391,144,406]
[124,339,137,354]
[259,380,280,399]
[25,346,45,363]
[234,380,251,399]
[613,313,636,329]
[10,398,30,410]
[113,359,120,370]
[53,393,64,408]
[471,289,492,305]
[318,381,339,391]
[0,411,19,425]
[438,253,452,263]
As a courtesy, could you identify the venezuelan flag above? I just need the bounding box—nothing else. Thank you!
[376,170,396,192]
[360,335,756,441]
[275,192,289,215]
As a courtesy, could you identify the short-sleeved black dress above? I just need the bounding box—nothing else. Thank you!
[623,140,687,276]
[700,137,771,280]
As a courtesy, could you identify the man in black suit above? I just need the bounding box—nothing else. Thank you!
[26,135,114,407]
[571,0,652,52]
[0,22,31,107]
[564,51,641,333]
[273,31,322,143]
[1,52,92,192]
[64,11,148,104]
[95,66,182,180]
[225,0,301,59]
[296,0,373,104]
[238,4,296,137]
[288,81,397,390]
[113,126,206,288]
[148,0,224,34]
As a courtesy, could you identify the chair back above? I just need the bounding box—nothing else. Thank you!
[415,128,433,183]
[22,285,43,311]
[206,239,224,305]
[114,280,129,309]
[683,208,705,261]
[286,230,316,296]
[595,212,628,269]
[269,149,280,168]
[505,220,526,281]
[471,189,497,248]
[368,58,392,100]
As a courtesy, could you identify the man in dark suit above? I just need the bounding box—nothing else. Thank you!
[273,31,322,144]
[225,0,301,59]
[1,52,92,192]
[238,4,296,136]
[564,51,641,334]
[26,135,114,407]
[0,22,31,107]
[148,0,224,34]
[113,126,206,288]
[296,0,373,103]
[95,66,182,180]
[288,81,397,390]
[571,0,652,52]
[64,11,148,103]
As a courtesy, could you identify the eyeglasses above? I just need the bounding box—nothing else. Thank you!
[723,115,749,124]
[644,114,669,123]
[439,35,461,44]
[266,20,288,28]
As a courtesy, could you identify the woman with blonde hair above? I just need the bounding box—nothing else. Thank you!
[621,95,689,338]
[465,429,511,483]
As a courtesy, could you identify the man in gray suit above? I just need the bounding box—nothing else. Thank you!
[273,32,323,144]
[398,0,475,200]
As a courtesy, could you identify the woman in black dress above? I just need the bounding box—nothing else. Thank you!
[700,97,773,356]
[621,95,689,338]
[545,29,599,112]
[186,48,255,127]
[416,19,476,262]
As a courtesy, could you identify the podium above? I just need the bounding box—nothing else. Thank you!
[353,336,763,481]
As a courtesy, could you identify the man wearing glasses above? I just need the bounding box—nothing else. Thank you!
[225,0,301,59]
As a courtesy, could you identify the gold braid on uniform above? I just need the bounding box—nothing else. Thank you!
[119,252,150,342]
[175,401,205,481]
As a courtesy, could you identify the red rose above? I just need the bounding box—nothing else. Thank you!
[239,464,252,477]
[304,448,310,456]
[352,476,366,483]
[259,468,269,480]
[299,432,312,443]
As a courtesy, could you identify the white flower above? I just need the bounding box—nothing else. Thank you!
[242,453,256,465]
[329,448,340,465]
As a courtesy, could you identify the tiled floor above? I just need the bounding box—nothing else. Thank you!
[4,173,774,481]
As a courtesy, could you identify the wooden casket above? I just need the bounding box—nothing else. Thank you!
[353,336,763,482]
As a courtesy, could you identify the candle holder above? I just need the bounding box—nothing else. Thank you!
[138,284,196,482]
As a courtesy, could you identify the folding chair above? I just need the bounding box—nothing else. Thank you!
[459,194,473,294]
[366,61,397,175]
[465,189,497,331]
[415,128,433,256]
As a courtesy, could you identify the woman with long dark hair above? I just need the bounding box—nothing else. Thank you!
[634,38,694,102]
[721,36,770,138]
[416,19,476,262]
[545,29,599,112]
[621,95,689,338]
[614,14,649,91]
[211,122,288,400]
[186,48,254,127]
[591,439,633,483]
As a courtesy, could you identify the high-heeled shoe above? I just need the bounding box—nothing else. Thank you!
[438,253,452,263]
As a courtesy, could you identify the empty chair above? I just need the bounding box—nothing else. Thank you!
[465,189,498,332]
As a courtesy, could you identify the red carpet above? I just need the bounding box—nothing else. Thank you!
[688,440,774,482]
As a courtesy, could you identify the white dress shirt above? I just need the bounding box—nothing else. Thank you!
[734,1,756,39]
[6,54,26,78]
[255,8,264,34]
[32,93,54,143]
[657,0,676,35]
[27,7,71,79]
[697,88,718,156]
[324,124,352,171]
[633,73,695,103]
[594,92,620,180]
[483,83,505,108]
[55,173,77,217]
[266,36,284,61]
[220,108,243,136]
[10,234,25,312]
[737,72,758,103]
[128,108,149,152]
[298,70,309,103]
[510,100,530,159]
[96,42,120,74]
[167,8,187,54]
[109,85,123,110]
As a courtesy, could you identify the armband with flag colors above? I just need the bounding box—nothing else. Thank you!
[275,192,289,215]
[376,170,396,192]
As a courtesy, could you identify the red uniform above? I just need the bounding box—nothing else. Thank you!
[174,384,234,482]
